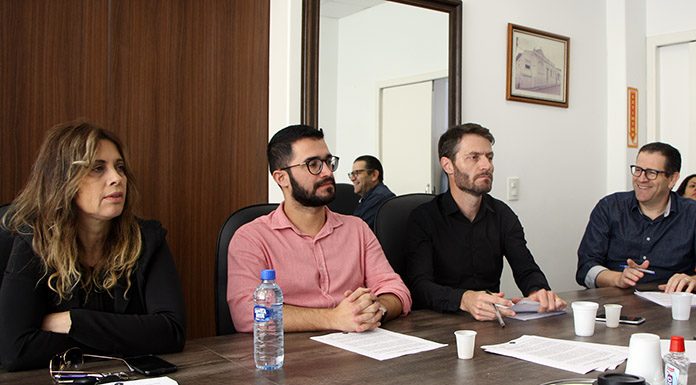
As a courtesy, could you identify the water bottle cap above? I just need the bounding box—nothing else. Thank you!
[669,335,685,352]
[260,269,276,280]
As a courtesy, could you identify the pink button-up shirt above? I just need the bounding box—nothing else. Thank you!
[227,203,412,332]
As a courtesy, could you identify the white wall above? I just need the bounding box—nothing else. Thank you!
[267,0,663,296]
[332,3,447,183]
[458,0,608,295]
[646,0,696,36]
[268,0,302,203]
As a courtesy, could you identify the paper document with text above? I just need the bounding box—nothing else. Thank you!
[481,335,627,374]
[310,328,446,361]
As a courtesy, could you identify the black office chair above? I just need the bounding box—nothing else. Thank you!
[215,203,279,335]
[327,183,360,215]
[0,203,13,290]
[373,194,435,278]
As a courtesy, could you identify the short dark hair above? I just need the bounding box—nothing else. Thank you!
[438,123,495,160]
[354,155,384,182]
[676,173,696,196]
[267,125,324,173]
[639,142,681,176]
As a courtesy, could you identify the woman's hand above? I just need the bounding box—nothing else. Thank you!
[41,311,72,334]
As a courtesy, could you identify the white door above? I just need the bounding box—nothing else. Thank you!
[656,41,696,184]
[380,81,433,195]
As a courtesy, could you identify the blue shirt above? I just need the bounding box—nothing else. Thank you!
[576,191,696,287]
[353,183,395,230]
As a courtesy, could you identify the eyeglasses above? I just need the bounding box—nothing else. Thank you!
[49,347,133,384]
[630,165,668,180]
[347,169,372,179]
[280,156,339,175]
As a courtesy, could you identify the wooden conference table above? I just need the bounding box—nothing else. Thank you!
[2,287,695,385]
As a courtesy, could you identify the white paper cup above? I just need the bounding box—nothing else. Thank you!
[571,301,599,337]
[454,330,477,359]
[604,304,622,328]
[671,292,692,321]
[625,333,664,385]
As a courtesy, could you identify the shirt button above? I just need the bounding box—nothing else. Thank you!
[646,237,650,241]
[642,256,647,260]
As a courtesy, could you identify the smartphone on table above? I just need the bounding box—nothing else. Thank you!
[595,313,646,325]
[126,354,178,376]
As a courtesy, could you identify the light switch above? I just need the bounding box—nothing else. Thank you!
[507,177,519,201]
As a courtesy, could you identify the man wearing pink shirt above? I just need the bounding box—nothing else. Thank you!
[227,125,411,333]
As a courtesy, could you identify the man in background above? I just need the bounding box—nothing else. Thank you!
[350,155,395,230]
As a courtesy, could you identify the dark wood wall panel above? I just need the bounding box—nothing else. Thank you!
[108,0,269,338]
[0,0,270,338]
[0,0,108,201]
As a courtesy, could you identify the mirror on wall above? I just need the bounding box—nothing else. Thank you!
[301,0,462,194]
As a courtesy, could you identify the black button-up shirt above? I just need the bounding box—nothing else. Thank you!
[576,191,696,287]
[406,191,550,313]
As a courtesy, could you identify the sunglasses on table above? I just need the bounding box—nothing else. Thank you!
[49,347,134,384]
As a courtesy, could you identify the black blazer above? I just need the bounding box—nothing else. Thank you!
[0,220,186,371]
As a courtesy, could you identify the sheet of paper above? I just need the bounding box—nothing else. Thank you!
[661,339,696,363]
[481,335,628,374]
[102,377,178,385]
[635,290,696,307]
[310,327,446,361]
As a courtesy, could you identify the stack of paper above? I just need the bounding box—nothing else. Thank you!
[507,299,567,321]
[635,290,696,307]
[310,328,447,361]
[481,335,628,374]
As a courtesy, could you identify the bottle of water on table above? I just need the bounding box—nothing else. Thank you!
[253,269,284,370]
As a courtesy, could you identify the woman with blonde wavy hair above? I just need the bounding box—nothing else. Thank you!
[0,120,185,371]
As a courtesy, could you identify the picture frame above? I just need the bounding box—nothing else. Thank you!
[506,23,570,108]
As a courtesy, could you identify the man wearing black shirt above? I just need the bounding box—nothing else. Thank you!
[406,123,566,321]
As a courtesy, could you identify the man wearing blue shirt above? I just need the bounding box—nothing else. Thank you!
[350,155,395,230]
[577,142,696,293]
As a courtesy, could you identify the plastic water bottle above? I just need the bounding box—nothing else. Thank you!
[253,269,284,370]
[663,335,689,385]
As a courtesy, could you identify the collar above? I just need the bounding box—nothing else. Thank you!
[359,182,385,203]
[631,192,675,218]
[270,202,344,239]
[442,189,495,219]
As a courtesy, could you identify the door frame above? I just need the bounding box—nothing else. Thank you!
[646,30,696,141]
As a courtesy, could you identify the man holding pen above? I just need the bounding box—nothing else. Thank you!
[576,142,696,293]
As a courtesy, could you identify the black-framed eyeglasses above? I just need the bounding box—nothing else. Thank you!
[280,156,339,175]
[630,165,668,180]
[347,169,372,179]
[49,347,133,384]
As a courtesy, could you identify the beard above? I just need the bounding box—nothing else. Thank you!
[453,165,493,196]
[288,171,336,207]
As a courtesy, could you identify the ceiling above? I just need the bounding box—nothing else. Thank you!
[320,0,386,19]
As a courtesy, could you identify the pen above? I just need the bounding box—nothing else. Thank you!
[619,264,656,275]
[485,290,506,328]
[493,304,506,328]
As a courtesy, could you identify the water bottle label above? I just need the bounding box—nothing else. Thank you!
[254,305,272,322]
[665,364,679,385]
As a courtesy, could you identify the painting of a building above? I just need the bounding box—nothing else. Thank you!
[514,48,561,93]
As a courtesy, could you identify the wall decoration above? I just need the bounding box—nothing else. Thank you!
[506,23,569,108]
[627,87,638,148]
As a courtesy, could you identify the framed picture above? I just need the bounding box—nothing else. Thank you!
[506,23,570,108]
